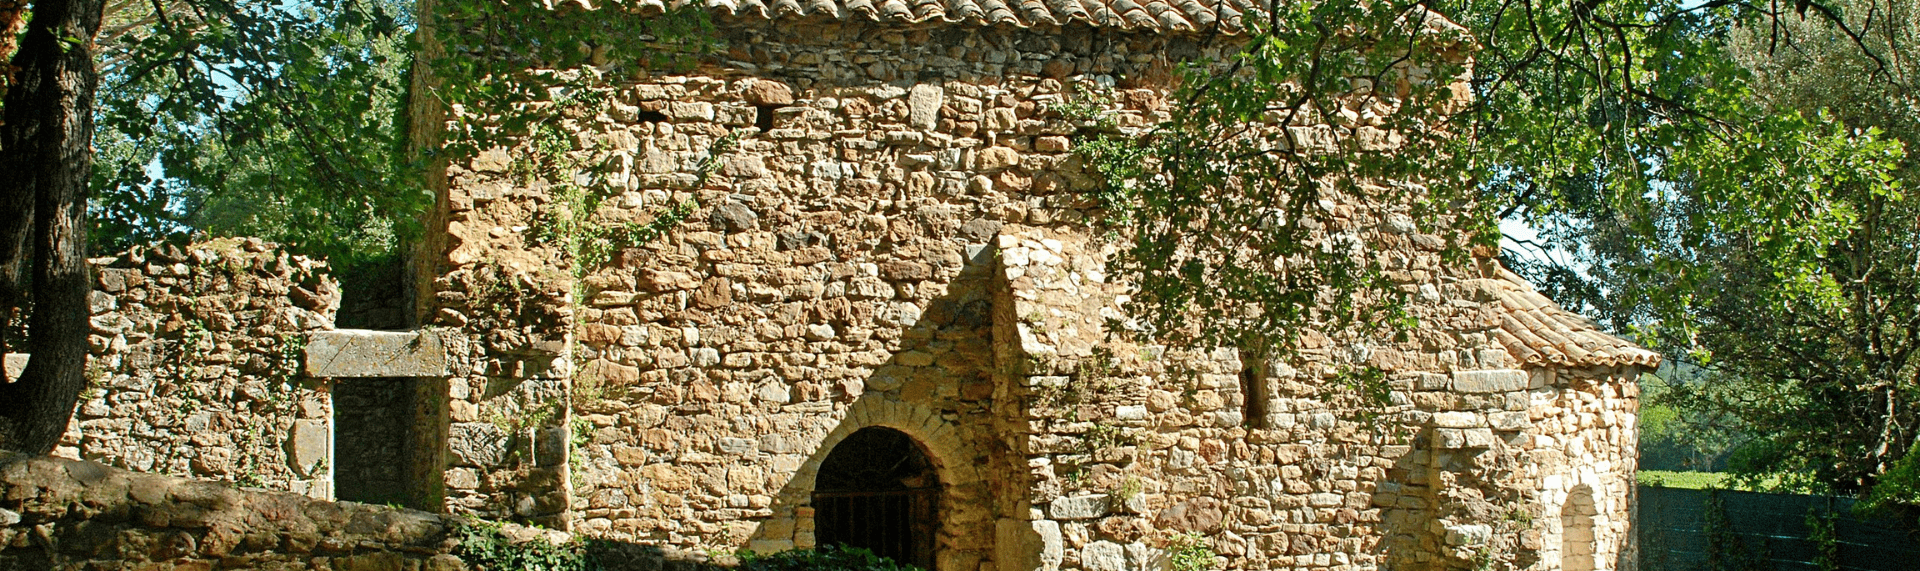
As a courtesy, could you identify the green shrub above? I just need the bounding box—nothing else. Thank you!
[454,520,598,571]
[737,545,921,571]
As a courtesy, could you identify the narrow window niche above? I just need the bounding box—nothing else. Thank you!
[1239,350,1271,429]
[755,104,781,132]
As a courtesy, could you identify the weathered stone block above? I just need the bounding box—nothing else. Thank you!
[304,330,447,378]
[1082,541,1128,571]
[742,79,794,106]
[908,85,943,129]
[1488,411,1529,431]
[1155,497,1223,533]
[288,419,329,477]
[1451,369,1528,393]
[1048,494,1109,520]
[1433,412,1481,428]
[448,423,509,467]
[3,353,25,380]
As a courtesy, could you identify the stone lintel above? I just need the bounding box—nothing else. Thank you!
[305,330,447,378]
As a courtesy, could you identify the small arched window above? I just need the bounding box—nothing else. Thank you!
[1561,484,1599,571]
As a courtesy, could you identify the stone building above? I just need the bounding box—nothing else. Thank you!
[29,1,1659,570]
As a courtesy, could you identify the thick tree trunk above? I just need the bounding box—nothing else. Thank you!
[0,0,104,454]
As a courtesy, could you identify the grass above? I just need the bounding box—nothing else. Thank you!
[1638,470,1791,491]
[1638,470,1733,489]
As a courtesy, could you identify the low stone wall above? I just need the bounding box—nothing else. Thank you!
[61,238,341,497]
[0,451,463,570]
[0,452,718,571]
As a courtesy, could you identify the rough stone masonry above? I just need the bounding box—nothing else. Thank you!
[5,3,1659,571]
[407,2,1659,571]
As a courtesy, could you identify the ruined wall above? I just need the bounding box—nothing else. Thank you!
[0,452,461,571]
[420,14,1648,571]
[56,238,340,498]
[0,451,727,571]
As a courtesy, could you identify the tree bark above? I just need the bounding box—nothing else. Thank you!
[0,0,104,454]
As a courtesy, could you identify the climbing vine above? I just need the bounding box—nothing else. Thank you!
[1806,506,1840,571]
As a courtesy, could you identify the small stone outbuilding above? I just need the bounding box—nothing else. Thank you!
[29,1,1660,570]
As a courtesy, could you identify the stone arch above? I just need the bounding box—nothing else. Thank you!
[790,398,991,571]
[1561,484,1599,571]
[813,426,941,568]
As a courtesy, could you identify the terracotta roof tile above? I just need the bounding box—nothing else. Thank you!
[1469,268,1661,369]
[605,0,1469,34]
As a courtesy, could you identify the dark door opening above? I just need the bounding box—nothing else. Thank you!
[333,376,446,510]
[812,427,940,569]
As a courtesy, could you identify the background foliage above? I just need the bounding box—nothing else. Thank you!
[89,0,422,268]
[1494,0,1918,496]
[1069,0,1915,499]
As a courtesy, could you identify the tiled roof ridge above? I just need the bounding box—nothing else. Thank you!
[1475,266,1661,369]
[604,0,1468,36]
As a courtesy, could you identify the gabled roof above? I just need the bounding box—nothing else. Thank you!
[616,0,1465,35]
[1475,268,1661,369]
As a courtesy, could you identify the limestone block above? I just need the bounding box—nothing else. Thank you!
[908,85,944,129]
[977,147,1022,170]
[1154,498,1223,533]
[1035,520,1065,570]
[1488,411,1529,431]
[287,419,329,476]
[1433,412,1481,428]
[1083,541,1128,571]
[1444,523,1491,546]
[304,329,447,378]
[1049,494,1110,520]
[1125,543,1160,571]
[1451,369,1528,393]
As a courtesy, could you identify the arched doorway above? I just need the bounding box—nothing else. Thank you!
[812,426,941,568]
[1561,484,1598,571]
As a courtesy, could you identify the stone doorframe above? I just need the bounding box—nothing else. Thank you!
[303,328,451,509]
[786,397,992,571]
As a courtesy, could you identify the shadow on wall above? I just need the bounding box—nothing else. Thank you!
[738,244,1019,571]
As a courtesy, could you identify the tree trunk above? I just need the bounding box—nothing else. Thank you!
[0,0,104,454]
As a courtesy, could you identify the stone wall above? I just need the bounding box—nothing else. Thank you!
[419,14,1648,571]
[57,238,340,498]
[0,451,462,571]
[986,226,1650,571]
[0,451,728,571]
[1529,367,1639,571]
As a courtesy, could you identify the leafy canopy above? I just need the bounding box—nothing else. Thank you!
[1075,0,1911,495]
[90,0,423,267]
